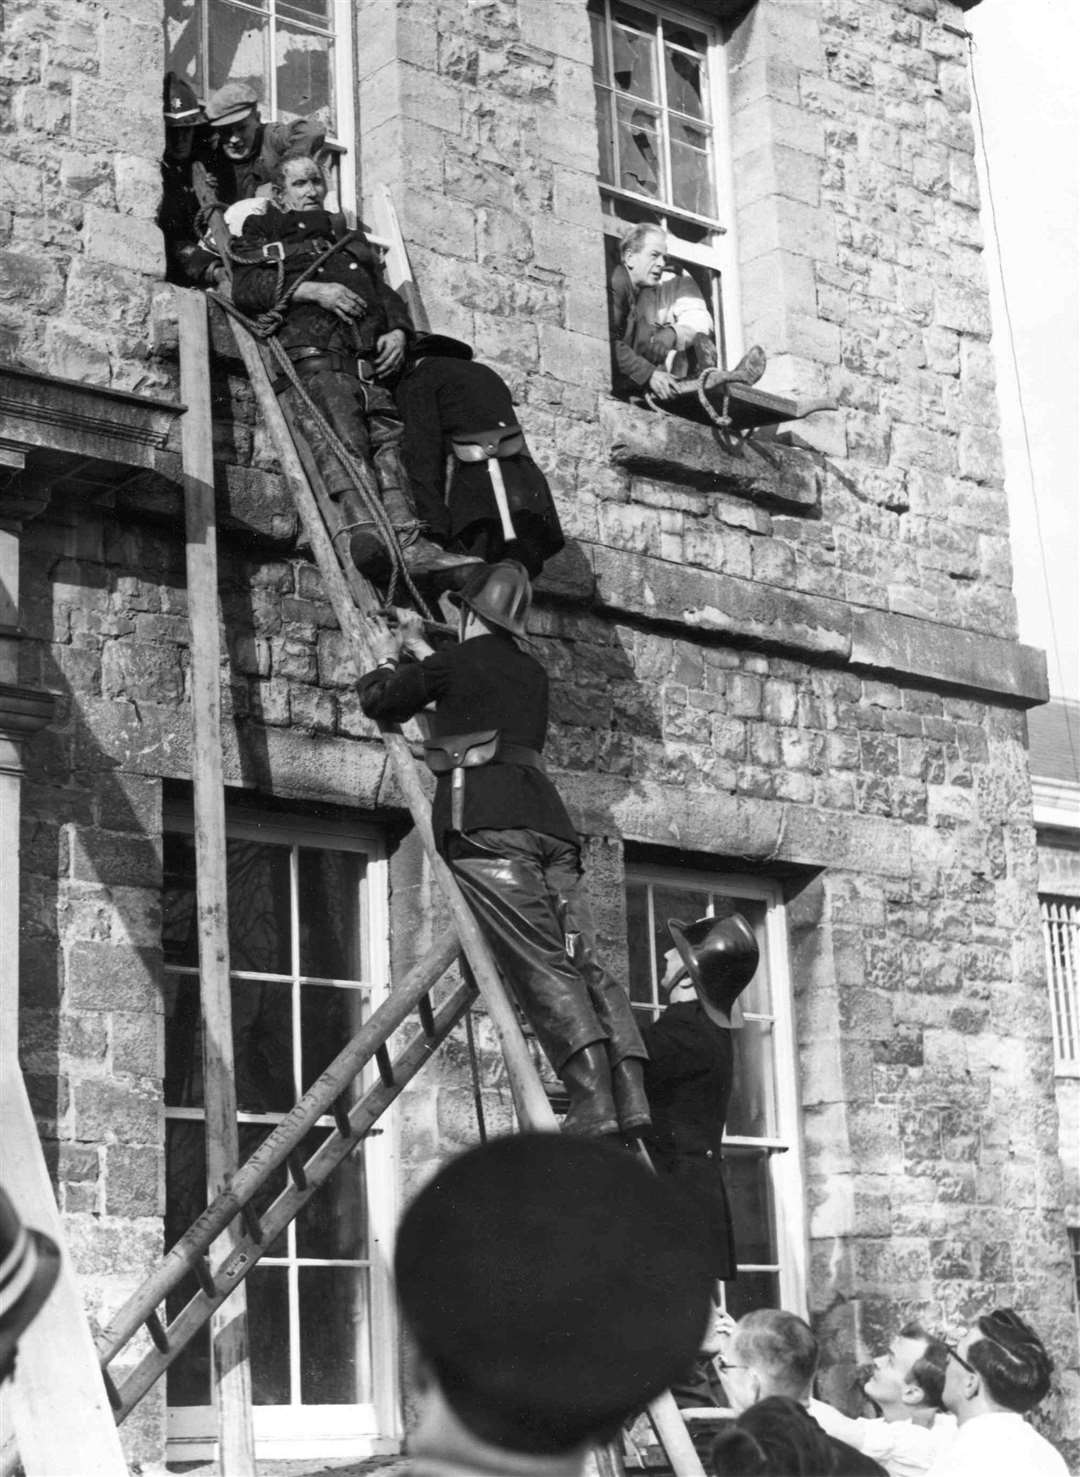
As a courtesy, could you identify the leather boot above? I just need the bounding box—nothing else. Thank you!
[348,523,481,583]
[610,1055,651,1135]
[560,1043,620,1138]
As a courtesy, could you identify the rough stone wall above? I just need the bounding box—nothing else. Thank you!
[5,0,1078,1465]
[0,0,168,392]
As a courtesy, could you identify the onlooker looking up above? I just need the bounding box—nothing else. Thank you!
[808,1323,956,1477]
[925,1308,1066,1477]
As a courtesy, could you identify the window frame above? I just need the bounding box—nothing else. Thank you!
[165,0,357,218]
[161,806,398,1461]
[590,0,744,365]
[626,862,808,1317]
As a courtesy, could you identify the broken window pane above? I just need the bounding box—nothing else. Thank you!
[165,0,203,98]
[665,40,707,122]
[670,121,714,217]
[277,0,329,25]
[207,0,270,101]
[617,97,661,197]
[275,19,333,125]
[611,5,657,100]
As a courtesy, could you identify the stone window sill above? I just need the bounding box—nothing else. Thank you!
[598,396,821,515]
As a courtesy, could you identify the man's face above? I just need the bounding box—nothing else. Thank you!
[718,1327,758,1414]
[660,946,695,1003]
[864,1334,928,1413]
[624,230,668,288]
[278,157,326,212]
[219,109,261,160]
[941,1327,978,1414]
[165,124,196,163]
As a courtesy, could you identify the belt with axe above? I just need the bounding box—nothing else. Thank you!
[450,424,527,544]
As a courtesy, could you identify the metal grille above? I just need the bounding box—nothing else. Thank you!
[1042,895,1080,1067]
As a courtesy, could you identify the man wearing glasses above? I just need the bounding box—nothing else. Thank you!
[924,1309,1066,1476]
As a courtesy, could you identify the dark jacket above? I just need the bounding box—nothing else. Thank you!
[609,260,670,395]
[358,632,578,852]
[232,206,412,359]
[395,356,564,563]
[157,142,223,288]
[641,999,736,1278]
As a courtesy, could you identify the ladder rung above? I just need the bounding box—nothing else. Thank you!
[194,1255,217,1298]
[145,1310,170,1354]
[375,1045,395,1088]
[331,1093,352,1138]
[102,1366,123,1411]
[418,993,436,1037]
[240,1201,263,1244]
[286,1150,308,1191]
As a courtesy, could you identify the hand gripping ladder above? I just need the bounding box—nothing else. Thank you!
[86,202,708,1477]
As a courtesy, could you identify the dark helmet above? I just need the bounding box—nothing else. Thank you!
[163,72,203,127]
[0,1187,61,1381]
[448,560,531,638]
[409,333,473,362]
[667,908,759,1026]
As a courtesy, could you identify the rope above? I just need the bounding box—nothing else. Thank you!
[206,275,434,620]
[696,367,733,429]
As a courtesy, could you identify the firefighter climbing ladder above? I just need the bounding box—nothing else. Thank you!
[2,195,707,1477]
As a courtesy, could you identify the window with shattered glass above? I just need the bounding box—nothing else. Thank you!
[165,0,353,211]
[590,0,739,376]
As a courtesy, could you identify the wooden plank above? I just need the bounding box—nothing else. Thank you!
[177,288,256,1476]
[372,184,431,332]
[220,310,556,1132]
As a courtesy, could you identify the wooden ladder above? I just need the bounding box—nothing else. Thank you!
[5,200,706,1476]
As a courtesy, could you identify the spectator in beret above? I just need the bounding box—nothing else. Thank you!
[394,1132,717,1476]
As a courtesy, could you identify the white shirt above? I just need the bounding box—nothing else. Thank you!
[922,1411,1068,1477]
[807,1399,956,1477]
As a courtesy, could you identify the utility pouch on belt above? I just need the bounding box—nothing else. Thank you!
[423,729,545,831]
[451,425,527,461]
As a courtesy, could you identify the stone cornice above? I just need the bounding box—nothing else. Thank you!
[0,682,56,739]
[0,364,182,470]
[584,544,1049,708]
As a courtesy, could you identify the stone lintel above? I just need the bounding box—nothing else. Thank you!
[558,774,912,877]
[586,545,1049,707]
[0,364,181,470]
[600,397,821,512]
[849,609,1048,709]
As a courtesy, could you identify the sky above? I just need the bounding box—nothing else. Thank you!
[966,1,1079,702]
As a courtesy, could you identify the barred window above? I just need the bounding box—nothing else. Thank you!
[1042,895,1080,1072]
[589,0,740,370]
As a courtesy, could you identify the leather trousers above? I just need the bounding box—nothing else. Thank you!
[446,828,647,1074]
[283,369,418,530]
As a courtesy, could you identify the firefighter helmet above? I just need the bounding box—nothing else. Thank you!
[449,560,531,638]
[666,909,759,1027]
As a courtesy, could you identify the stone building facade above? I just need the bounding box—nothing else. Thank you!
[2,0,1077,1466]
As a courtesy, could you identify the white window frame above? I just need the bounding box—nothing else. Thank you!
[590,0,744,363]
[165,0,357,218]
[626,864,807,1316]
[1042,894,1080,1077]
[161,808,398,1462]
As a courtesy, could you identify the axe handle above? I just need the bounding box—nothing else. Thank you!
[486,456,517,544]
